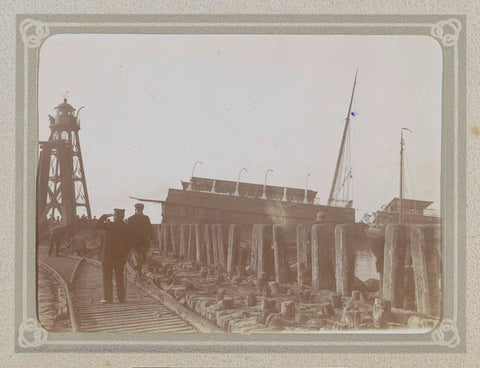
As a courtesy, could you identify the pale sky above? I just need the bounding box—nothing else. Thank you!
[38,34,442,223]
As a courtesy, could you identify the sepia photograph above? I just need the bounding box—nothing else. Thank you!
[35,33,443,334]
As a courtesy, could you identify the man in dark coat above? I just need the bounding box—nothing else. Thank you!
[96,208,132,304]
[127,203,152,281]
[48,224,72,257]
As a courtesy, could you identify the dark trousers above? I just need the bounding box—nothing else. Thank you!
[134,244,149,277]
[102,262,125,302]
[48,239,60,257]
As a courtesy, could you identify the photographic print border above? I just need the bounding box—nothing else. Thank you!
[15,14,466,353]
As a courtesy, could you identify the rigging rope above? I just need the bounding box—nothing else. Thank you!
[405,152,418,201]
[351,113,356,204]
[224,117,343,181]
[365,157,399,214]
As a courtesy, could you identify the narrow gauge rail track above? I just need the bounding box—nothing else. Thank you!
[40,249,219,333]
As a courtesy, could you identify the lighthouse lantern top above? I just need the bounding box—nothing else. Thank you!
[55,98,75,113]
[52,98,77,127]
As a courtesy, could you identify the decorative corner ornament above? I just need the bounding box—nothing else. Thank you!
[19,18,49,48]
[431,319,460,348]
[18,318,48,348]
[430,18,462,47]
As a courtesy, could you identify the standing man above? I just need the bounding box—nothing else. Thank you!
[127,203,152,281]
[96,209,132,304]
[48,224,71,257]
[314,211,327,224]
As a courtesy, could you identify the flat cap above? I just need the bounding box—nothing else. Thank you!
[113,208,125,216]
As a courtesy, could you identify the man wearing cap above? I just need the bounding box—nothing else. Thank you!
[96,209,132,304]
[127,203,153,281]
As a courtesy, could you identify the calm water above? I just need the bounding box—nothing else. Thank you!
[355,248,380,282]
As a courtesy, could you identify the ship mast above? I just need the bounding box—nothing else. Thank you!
[399,128,411,224]
[328,69,358,206]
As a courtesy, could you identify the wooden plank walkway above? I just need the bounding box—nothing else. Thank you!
[70,261,198,333]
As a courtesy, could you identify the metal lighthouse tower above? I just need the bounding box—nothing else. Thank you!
[37,98,92,228]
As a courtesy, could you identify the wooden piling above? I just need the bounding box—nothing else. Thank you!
[227,224,241,274]
[296,224,312,287]
[170,224,180,256]
[155,224,163,251]
[273,225,289,284]
[403,231,416,311]
[251,225,260,273]
[312,224,336,291]
[216,224,228,271]
[162,224,171,253]
[410,225,441,316]
[195,224,206,264]
[211,224,218,266]
[188,224,196,261]
[257,225,274,278]
[204,224,213,265]
[382,224,408,309]
[335,224,355,296]
[179,224,189,260]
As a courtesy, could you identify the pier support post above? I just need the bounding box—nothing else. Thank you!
[312,224,336,291]
[195,224,206,264]
[296,224,312,287]
[410,225,441,316]
[404,232,416,311]
[204,224,213,265]
[188,224,196,262]
[162,224,171,253]
[251,225,261,274]
[211,225,218,266]
[179,224,189,260]
[383,224,408,309]
[258,225,274,278]
[227,224,241,274]
[335,224,355,296]
[273,225,289,284]
[216,224,229,271]
[154,224,162,251]
[170,224,180,257]
[159,224,165,252]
